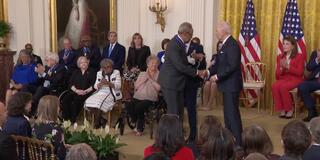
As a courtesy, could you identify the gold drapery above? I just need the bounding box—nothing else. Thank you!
[220,0,320,110]
[0,0,8,21]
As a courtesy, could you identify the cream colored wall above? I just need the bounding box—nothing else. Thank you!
[7,0,220,63]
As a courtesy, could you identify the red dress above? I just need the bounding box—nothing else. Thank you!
[272,53,304,111]
[144,145,195,160]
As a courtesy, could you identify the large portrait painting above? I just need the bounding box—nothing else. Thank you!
[50,0,117,52]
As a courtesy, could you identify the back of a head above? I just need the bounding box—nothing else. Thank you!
[242,125,273,156]
[282,120,311,157]
[309,117,320,144]
[244,153,268,160]
[36,95,59,123]
[154,114,184,157]
[201,127,235,160]
[7,92,32,116]
[198,115,222,146]
[66,143,97,160]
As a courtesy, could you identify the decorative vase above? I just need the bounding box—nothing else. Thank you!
[0,36,8,51]
[98,152,119,160]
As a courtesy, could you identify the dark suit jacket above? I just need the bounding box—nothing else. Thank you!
[126,45,151,71]
[58,48,77,70]
[102,42,126,72]
[306,50,320,80]
[31,53,43,65]
[77,46,102,70]
[303,144,320,160]
[0,131,18,160]
[3,116,31,137]
[41,64,67,91]
[186,42,206,87]
[158,35,197,91]
[209,36,243,92]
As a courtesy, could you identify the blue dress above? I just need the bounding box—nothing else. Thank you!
[157,50,165,70]
[11,63,38,85]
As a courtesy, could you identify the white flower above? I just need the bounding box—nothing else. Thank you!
[115,123,119,131]
[104,125,110,134]
[51,129,58,136]
[73,123,78,130]
[116,137,120,144]
[62,120,72,128]
[83,118,90,128]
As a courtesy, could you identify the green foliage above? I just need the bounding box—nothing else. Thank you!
[0,21,11,37]
[89,134,126,158]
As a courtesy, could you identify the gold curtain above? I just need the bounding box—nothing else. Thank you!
[0,0,7,21]
[220,0,320,110]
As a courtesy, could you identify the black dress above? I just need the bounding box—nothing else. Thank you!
[61,68,96,122]
[126,45,151,71]
[33,122,66,160]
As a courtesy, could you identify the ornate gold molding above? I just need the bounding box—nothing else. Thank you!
[49,0,117,52]
[0,0,8,21]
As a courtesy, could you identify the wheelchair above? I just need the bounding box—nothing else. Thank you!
[125,96,167,139]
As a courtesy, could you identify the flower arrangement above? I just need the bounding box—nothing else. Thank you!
[0,20,11,38]
[62,119,126,159]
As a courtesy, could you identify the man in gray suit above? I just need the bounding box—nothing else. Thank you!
[158,22,205,119]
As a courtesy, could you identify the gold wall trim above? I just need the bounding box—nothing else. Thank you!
[0,0,8,21]
[49,0,117,52]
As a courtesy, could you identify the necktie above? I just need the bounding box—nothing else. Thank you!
[108,44,113,57]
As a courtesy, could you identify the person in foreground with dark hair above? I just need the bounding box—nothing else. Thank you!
[144,152,170,160]
[280,120,311,160]
[303,117,320,160]
[242,125,280,160]
[3,92,32,137]
[144,114,194,160]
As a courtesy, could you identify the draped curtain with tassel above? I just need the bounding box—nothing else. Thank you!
[220,0,320,110]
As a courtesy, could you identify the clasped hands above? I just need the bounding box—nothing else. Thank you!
[34,64,46,74]
[197,70,218,82]
[97,79,114,89]
[280,58,289,70]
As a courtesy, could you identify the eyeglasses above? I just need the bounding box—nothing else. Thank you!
[160,113,180,120]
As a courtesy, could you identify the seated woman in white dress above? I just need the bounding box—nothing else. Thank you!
[84,58,122,128]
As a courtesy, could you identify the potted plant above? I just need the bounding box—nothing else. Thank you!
[0,20,11,50]
[62,119,126,160]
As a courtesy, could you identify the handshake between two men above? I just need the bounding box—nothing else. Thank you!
[196,70,218,82]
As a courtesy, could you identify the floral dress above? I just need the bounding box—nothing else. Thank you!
[33,122,66,160]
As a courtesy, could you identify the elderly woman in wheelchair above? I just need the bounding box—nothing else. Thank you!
[60,56,96,123]
[84,58,122,128]
[126,56,161,136]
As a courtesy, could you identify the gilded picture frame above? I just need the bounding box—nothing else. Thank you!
[49,0,117,52]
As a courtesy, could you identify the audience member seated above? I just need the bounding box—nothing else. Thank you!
[25,43,43,65]
[5,49,38,104]
[144,152,170,160]
[272,36,304,119]
[197,115,222,159]
[280,120,311,160]
[78,35,102,72]
[298,42,320,122]
[199,41,223,111]
[33,95,66,160]
[102,31,126,73]
[156,38,170,70]
[245,153,268,160]
[84,59,122,128]
[242,125,280,160]
[58,37,77,72]
[303,117,320,160]
[126,56,160,136]
[3,92,32,137]
[126,32,151,73]
[144,114,194,160]
[65,143,97,160]
[61,56,96,123]
[22,53,66,115]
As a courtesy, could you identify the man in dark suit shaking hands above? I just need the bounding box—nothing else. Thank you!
[159,22,205,120]
[208,22,243,146]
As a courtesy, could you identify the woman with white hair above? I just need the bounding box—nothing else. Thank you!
[84,58,122,128]
[61,56,96,123]
[22,53,67,116]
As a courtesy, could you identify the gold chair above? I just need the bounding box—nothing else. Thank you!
[11,135,55,160]
[241,62,267,112]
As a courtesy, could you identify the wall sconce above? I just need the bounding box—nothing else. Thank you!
[149,0,167,32]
